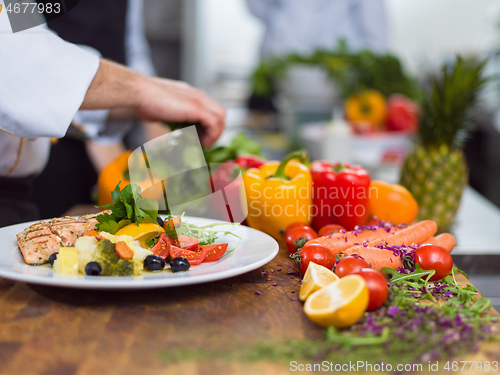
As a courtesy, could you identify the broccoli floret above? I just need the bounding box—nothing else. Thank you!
[94,240,135,276]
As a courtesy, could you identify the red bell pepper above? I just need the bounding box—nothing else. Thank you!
[210,155,265,223]
[311,162,370,231]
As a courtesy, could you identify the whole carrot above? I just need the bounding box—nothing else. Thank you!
[422,233,456,253]
[307,224,398,258]
[369,220,437,247]
[344,246,403,271]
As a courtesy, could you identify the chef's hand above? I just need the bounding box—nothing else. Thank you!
[134,77,225,147]
[80,59,225,147]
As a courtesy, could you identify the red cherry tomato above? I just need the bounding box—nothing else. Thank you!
[352,268,388,310]
[283,222,314,239]
[197,243,229,262]
[170,246,207,266]
[285,227,318,254]
[294,243,335,275]
[318,224,345,237]
[335,256,370,278]
[171,235,199,251]
[414,244,453,281]
[150,233,171,259]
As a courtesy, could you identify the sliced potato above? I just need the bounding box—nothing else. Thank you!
[52,247,79,275]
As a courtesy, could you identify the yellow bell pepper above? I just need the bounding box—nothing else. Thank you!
[344,89,387,128]
[243,150,312,240]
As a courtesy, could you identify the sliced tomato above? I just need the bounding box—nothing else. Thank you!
[171,235,199,250]
[198,243,229,262]
[150,233,171,259]
[170,246,207,266]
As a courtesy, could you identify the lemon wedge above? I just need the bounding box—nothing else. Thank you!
[299,262,339,301]
[304,275,369,328]
[115,222,164,248]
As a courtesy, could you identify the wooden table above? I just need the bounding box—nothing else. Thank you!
[0,207,498,375]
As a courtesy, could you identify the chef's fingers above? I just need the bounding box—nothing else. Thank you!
[135,77,225,147]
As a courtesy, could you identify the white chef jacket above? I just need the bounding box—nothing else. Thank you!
[246,0,387,57]
[0,0,155,178]
[0,0,99,177]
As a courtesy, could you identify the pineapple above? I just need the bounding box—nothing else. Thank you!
[400,57,487,232]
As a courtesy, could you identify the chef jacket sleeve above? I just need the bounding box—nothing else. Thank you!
[0,24,100,139]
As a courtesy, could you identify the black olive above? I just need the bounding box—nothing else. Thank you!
[48,252,58,266]
[156,216,164,227]
[144,254,165,271]
[85,262,102,276]
[170,257,190,272]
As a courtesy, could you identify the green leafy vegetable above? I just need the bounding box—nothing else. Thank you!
[96,183,159,234]
[203,132,264,164]
[325,326,390,347]
[145,236,159,249]
[383,264,437,302]
[250,40,419,100]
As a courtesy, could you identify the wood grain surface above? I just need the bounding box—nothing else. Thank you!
[0,209,498,375]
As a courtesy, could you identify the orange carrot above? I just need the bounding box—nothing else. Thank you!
[115,241,134,260]
[344,246,403,271]
[83,230,99,237]
[369,220,437,247]
[422,233,456,253]
[307,225,398,258]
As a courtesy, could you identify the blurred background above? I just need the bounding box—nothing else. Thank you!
[141,0,500,205]
[30,0,500,223]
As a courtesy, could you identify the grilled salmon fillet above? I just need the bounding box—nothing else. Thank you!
[78,211,108,231]
[49,216,87,246]
[17,222,62,265]
[17,212,107,265]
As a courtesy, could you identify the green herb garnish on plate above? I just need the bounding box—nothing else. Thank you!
[96,182,159,234]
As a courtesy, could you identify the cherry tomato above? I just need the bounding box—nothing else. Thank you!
[170,246,207,266]
[285,227,318,254]
[171,235,199,251]
[197,243,229,262]
[352,268,388,310]
[283,222,314,239]
[335,256,370,278]
[294,243,335,275]
[413,244,453,281]
[150,233,171,259]
[318,224,345,237]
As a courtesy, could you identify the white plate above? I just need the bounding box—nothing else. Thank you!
[0,217,279,290]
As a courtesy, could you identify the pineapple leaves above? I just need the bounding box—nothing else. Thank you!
[419,56,488,149]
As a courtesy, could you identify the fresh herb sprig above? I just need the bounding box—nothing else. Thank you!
[383,265,493,318]
[96,183,158,234]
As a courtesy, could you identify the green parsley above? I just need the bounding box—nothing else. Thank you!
[96,182,158,234]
